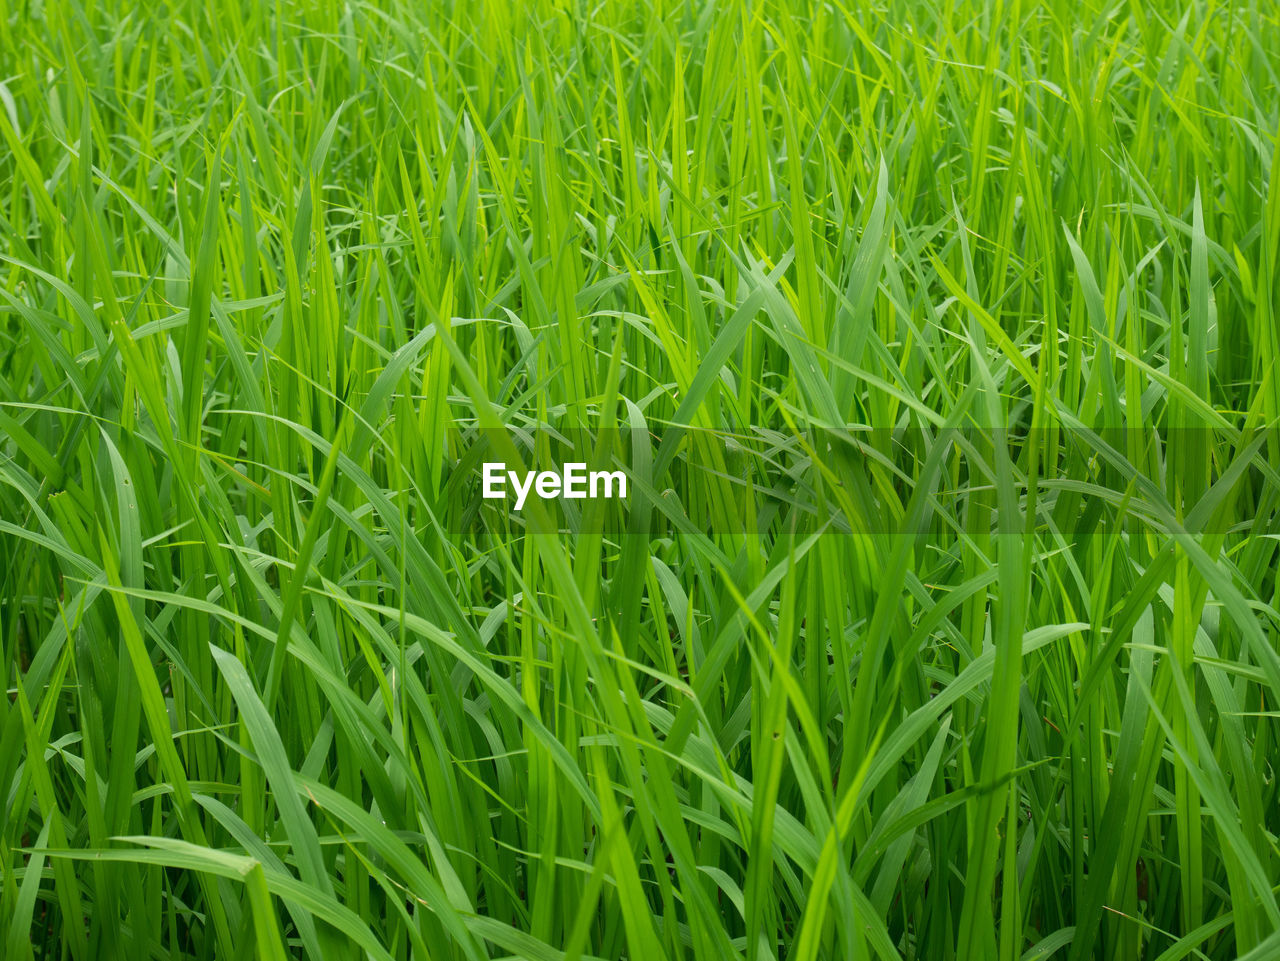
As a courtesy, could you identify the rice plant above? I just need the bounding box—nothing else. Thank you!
[2,0,1279,958]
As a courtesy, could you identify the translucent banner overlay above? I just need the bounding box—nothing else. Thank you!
[439,426,1280,537]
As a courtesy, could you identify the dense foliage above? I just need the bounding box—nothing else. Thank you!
[3,1,1280,959]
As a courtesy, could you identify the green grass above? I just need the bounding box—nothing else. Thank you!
[3,0,1280,958]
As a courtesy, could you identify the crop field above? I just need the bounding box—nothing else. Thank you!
[3,0,1280,959]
